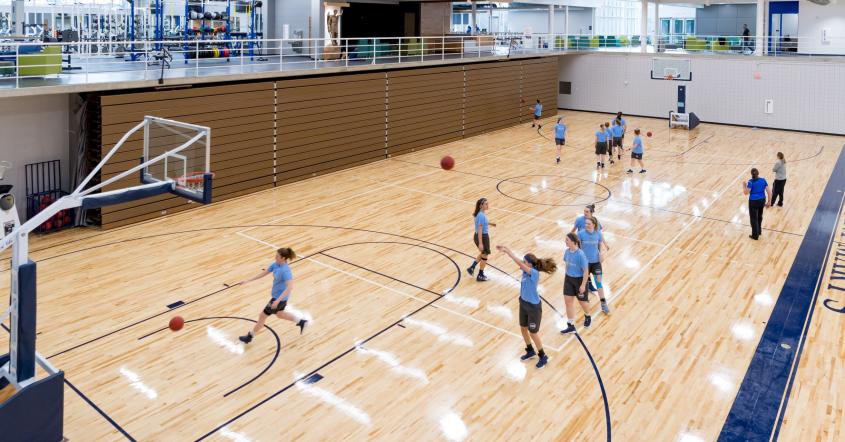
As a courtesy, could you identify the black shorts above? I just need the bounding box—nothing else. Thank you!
[564,275,589,302]
[555,138,565,146]
[474,233,491,255]
[612,137,622,147]
[533,115,540,120]
[263,298,288,315]
[595,142,608,155]
[519,299,542,333]
[631,152,643,160]
[588,262,603,277]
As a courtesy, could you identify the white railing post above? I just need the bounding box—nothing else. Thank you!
[15,44,19,89]
[442,36,445,60]
[195,40,199,75]
[398,37,402,63]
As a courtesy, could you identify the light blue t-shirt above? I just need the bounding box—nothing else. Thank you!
[632,136,643,154]
[475,212,489,234]
[268,262,293,300]
[578,229,603,263]
[555,123,566,139]
[605,128,613,139]
[520,268,541,304]
[747,178,768,201]
[596,131,607,142]
[574,215,602,232]
[611,124,624,138]
[618,118,627,130]
[534,103,542,117]
[564,249,589,277]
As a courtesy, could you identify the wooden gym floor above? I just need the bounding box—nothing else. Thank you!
[2,110,844,441]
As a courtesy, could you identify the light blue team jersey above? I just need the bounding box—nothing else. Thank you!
[578,229,603,263]
[633,136,644,154]
[475,211,489,234]
[520,268,541,304]
[596,131,607,142]
[268,262,293,300]
[611,124,624,138]
[555,123,567,139]
[574,215,602,232]
[618,118,627,129]
[564,249,589,277]
[534,104,543,117]
[605,128,613,140]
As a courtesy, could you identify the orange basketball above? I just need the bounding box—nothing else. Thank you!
[440,155,455,170]
[169,316,185,331]
[647,131,653,137]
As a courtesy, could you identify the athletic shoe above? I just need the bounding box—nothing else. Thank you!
[531,124,535,128]
[583,315,592,328]
[560,324,577,334]
[238,333,253,344]
[596,162,601,168]
[477,274,489,282]
[618,154,622,160]
[297,319,308,335]
[536,354,549,369]
[600,300,611,314]
[749,235,758,240]
[538,124,542,129]
[626,169,633,174]
[639,169,647,173]
[601,163,605,168]
[777,203,783,207]
[556,157,560,164]
[466,266,475,276]
[520,347,537,361]
[609,160,615,165]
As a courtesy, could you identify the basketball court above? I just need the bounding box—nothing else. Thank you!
[1,109,843,441]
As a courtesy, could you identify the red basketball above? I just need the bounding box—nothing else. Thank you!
[169,316,185,331]
[440,155,455,171]
[647,131,653,137]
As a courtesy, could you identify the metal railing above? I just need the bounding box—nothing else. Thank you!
[0,33,842,90]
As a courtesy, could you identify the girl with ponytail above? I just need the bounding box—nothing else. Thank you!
[560,232,591,334]
[496,244,557,369]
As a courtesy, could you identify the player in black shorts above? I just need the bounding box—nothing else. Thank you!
[561,232,592,334]
[467,198,496,281]
[497,244,557,369]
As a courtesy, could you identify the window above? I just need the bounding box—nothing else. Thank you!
[685,19,695,35]
[660,19,670,35]
[673,19,683,35]
[559,81,572,95]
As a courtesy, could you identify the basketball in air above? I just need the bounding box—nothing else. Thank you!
[440,156,455,170]
[647,131,653,137]
[169,316,185,331]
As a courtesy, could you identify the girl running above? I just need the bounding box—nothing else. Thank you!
[239,247,308,344]
[627,128,647,173]
[771,152,786,207]
[578,217,611,314]
[496,244,557,369]
[554,117,566,164]
[595,125,608,168]
[532,99,543,128]
[467,198,496,281]
[560,232,592,334]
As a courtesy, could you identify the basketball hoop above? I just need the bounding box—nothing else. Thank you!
[664,74,675,81]
[176,171,213,192]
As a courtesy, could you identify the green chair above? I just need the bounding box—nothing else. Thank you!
[402,38,422,56]
[18,46,62,76]
[684,36,707,51]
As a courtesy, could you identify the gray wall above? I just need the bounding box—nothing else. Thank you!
[696,4,756,36]
[0,94,70,220]
[557,53,845,135]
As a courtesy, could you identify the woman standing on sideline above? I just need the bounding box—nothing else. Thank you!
[743,168,771,240]
[496,244,557,369]
[467,198,496,281]
[771,152,787,207]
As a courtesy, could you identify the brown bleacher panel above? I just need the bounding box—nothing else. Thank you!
[464,61,522,136]
[520,57,559,123]
[386,66,464,156]
[276,74,388,184]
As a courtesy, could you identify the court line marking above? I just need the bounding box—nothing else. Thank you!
[235,231,563,352]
